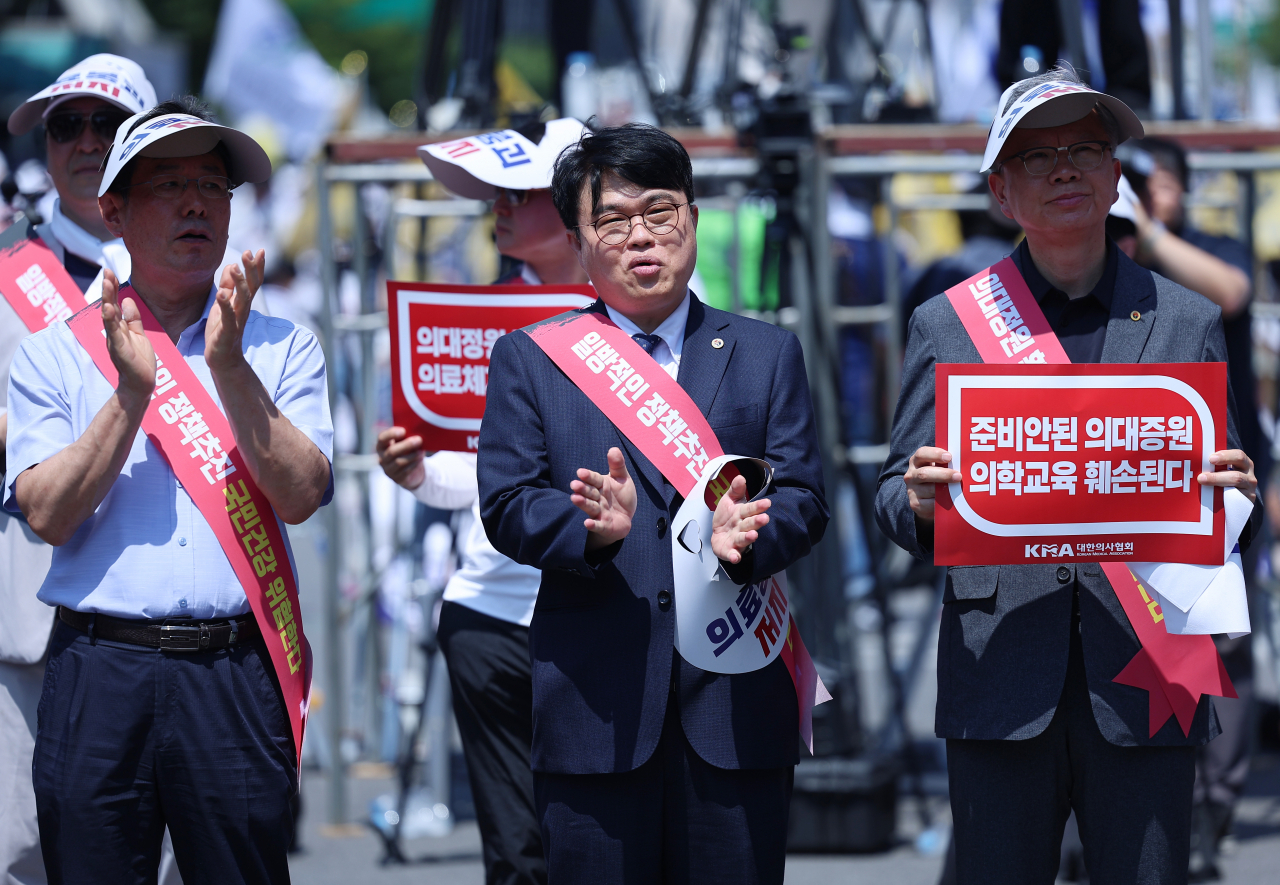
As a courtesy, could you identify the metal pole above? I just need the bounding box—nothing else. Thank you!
[1169,0,1187,119]
[315,162,348,825]
[1196,0,1213,120]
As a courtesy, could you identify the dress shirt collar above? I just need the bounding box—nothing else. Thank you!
[519,263,542,285]
[1014,238,1117,312]
[603,289,691,363]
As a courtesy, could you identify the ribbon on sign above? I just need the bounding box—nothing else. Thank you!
[67,286,312,765]
[944,259,1236,737]
[526,308,831,751]
[0,218,90,332]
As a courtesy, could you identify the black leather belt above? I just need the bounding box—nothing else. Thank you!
[58,606,257,652]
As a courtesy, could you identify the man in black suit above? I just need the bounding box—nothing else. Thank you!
[478,124,828,884]
[877,67,1262,883]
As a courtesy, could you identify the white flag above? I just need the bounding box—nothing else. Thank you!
[203,0,343,163]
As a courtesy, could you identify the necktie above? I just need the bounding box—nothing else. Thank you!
[632,333,662,355]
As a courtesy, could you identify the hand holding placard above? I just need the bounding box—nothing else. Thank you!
[905,446,962,523]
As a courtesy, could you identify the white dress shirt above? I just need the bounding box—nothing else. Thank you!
[411,451,541,627]
[603,289,691,380]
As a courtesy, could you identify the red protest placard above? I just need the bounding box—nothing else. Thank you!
[388,282,596,451]
[934,363,1226,565]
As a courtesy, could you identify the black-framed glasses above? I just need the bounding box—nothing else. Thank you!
[45,110,130,144]
[495,187,530,206]
[581,202,688,245]
[1000,141,1112,176]
[123,175,235,201]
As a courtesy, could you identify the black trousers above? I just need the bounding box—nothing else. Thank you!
[947,620,1196,885]
[34,620,295,885]
[534,694,793,885]
[436,601,545,885]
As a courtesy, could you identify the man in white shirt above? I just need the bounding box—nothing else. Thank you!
[376,118,588,885]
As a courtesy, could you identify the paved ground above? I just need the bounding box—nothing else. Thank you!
[287,751,1280,884]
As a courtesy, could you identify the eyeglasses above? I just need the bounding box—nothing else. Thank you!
[123,175,235,201]
[495,188,530,207]
[1000,141,1112,176]
[580,202,688,245]
[45,111,130,144]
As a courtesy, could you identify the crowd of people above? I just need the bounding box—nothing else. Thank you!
[0,50,1274,885]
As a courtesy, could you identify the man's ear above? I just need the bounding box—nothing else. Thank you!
[988,171,1014,220]
[689,202,699,230]
[98,192,126,239]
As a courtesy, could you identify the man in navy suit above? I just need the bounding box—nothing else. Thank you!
[477,124,829,884]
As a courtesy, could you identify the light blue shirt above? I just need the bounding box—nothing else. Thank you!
[4,286,334,620]
[603,289,690,380]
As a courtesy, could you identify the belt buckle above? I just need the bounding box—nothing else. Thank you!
[159,623,208,652]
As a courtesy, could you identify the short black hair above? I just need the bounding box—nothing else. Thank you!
[550,124,695,236]
[1124,137,1188,192]
[107,95,231,196]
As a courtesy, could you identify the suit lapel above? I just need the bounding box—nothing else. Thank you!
[1099,253,1157,364]
[677,294,734,424]
[608,294,734,509]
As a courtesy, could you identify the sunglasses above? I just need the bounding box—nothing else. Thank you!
[495,188,531,207]
[45,111,130,144]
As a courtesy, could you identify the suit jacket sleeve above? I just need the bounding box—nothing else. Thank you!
[875,309,937,560]
[478,333,604,578]
[736,330,830,584]
[1201,306,1266,551]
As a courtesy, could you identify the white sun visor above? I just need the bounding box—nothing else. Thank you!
[982,79,1144,173]
[418,117,590,199]
[98,113,273,197]
[8,53,156,136]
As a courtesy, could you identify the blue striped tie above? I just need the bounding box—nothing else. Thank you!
[632,333,662,355]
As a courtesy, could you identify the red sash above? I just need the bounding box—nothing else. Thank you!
[944,258,1235,737]
[0,218,87,332]
[526,309,828,747]
[67,286,311,762]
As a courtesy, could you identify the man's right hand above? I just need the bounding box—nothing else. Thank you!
[571,447,636,550]
[100,269,155,406]
[905,446,961,523]
[377,427,426,490]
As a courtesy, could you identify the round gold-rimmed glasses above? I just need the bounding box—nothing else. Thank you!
[999,141,1112,176]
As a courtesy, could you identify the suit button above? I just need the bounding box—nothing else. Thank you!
[1057,566,1071,583]
[657,590,672,611]
[657,516,668,538]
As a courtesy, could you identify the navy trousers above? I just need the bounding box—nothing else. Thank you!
[33,620,296,885]
[534,693,793,885]
[947,618,1196,885]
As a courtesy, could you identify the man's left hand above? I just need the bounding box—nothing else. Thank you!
[206,249,265,372]
[710,474,771,564]
[1199,449,1257,503]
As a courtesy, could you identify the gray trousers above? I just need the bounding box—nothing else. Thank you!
[947,625,1197,885]
[0,660,44,885]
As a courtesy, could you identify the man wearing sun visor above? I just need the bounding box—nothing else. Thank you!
[5,96,333,883]
[0,53,157,885]
[876,66,1264,883]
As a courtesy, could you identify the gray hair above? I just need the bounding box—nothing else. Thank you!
[1001,63,1121,147]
